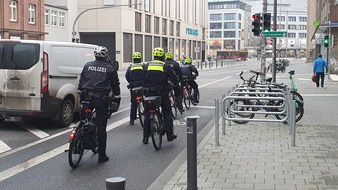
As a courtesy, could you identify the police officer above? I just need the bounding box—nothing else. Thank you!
[165,51,184,113]
[78,46,121,163]
[125,52,144,125]
[142,47,179,144]
[181,57,199,103]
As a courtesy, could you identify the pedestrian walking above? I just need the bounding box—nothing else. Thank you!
[313,54,328,88]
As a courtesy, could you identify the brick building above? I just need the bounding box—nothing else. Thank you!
[0,0,45,40]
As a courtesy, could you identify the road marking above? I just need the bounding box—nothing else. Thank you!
[199,76,232,89]
[302,94,338,97]
[0,140,11,154]
[13,120,50,139]
[0,116,129,182]
[192,105,215,109]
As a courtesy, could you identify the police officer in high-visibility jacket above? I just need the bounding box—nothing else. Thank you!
[142,47,179,144]
[78,46,121,163]
[125,52,145,125]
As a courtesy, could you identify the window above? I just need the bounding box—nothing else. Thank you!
[299,17,307,22]
[210,31,222,38]
[288,25,297,30]
[288,16,296,22]
[278,24,285,30]
[288,33,296,38]
[162,18,167,35]
[123,33,133,62]
[224,13,236,20]
[59,12,65,27]
[28,4,36,24]
[51,10,58,27]
[135,12,141,32]
[224,31,236,38]
[145,14,151,33]
[154,17,159,34]
[210,23,222,30]
[299,25,306,30]
[210,14,222,21]
[223,22,236,29]
[278,16,285,21]
[238,13,241,20]
[9,1,17,21]
[176,22,180,37]
[45,9,50,26]
[169,20,174,36]
[299,33,306,38]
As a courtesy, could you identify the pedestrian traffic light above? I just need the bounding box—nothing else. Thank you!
[251,13,261,36]
[324,35,329,47]
[262,13,271,31]
[333,35,337,47]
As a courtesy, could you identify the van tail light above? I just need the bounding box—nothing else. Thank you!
[41,52,49,94]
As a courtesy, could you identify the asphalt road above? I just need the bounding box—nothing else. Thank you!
[0,59,311,190]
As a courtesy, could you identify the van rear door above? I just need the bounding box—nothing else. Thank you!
[0,41,43,112]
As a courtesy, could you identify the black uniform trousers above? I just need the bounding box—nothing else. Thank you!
[86,95,108,156]
[143,90,174,138]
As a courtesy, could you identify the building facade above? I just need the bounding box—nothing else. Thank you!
[307,0,338,74]
[0,0,45,40]
[76,0,207,69]
[207,0,252,57]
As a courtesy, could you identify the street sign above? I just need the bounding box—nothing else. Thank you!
[263,31,287,38]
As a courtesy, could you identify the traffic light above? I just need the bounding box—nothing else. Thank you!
[333,35,337,47]
[324,35,329,47]
[251,13,261,36]
[262,13,271,31]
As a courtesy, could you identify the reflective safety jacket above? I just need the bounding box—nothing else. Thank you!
[125,63,145,87]
[143,60,178,88]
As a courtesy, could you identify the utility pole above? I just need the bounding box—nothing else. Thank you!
[261,0,267,80]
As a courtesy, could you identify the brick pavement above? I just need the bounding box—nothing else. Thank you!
[160,77,338,190]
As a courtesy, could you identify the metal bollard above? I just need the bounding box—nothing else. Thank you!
[226,90,232,127]
[221,93,226,135]
[215,98,220,146]
[106,177,126,190]
[187,117,198,190]
[291,100,296,146]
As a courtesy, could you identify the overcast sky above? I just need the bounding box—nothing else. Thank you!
[243,0,308,13]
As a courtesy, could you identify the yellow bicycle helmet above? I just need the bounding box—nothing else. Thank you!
[184,57,192,64]
[165,52,173,59]
[152,47,165,57]
[132,52,142,59]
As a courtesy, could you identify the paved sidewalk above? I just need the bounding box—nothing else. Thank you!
[160,78,338,190]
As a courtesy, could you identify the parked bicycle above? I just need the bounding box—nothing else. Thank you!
[143,96,165,151]
[131,86,145,127]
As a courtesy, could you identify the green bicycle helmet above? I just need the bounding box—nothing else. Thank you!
[184,57,192,64]
[165,52,173,59]
[152,47,165,57]
[132,52,142,59]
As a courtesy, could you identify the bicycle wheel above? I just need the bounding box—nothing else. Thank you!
[137,101,145,128]
[151,113,162,151]
[191,89,199,106]
[229,99,254,124]
[291,91,304,103]
[170,96,178,119]
[275,99,304,123]
[183,88,191,110]
[68,135,84,169]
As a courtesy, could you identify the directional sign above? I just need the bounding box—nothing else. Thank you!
[263,31,287,38]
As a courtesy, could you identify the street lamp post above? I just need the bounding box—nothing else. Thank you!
[72,2,142,42]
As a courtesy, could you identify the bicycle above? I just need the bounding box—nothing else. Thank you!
[67,101,98,169]
[131,86,145,127]
[182,76,199,110]
[143,96,165,151]
[169,82,178,119]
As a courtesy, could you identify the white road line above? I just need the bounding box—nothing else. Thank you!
[0,140,11,154]
[191,105,215,109]
[199,76,232,89]
[302,94,338,97]
[0,116,129,182]
[13,121,49,139]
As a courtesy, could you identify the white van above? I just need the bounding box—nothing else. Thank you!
[0,40,98,127]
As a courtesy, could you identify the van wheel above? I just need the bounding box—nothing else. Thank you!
[57,99,74,128]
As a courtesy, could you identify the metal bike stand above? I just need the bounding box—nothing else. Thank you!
[106,177,126,190]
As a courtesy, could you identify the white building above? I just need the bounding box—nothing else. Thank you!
[207,0,253,57]
[75,0,207,69]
